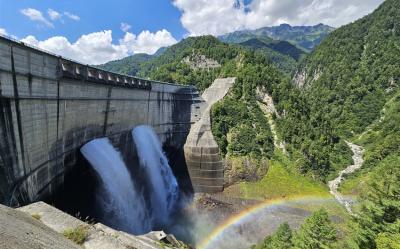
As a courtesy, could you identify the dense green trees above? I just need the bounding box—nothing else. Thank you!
[292,209,337,249]
[97,53,153,76]
[270,0,400,181]
[346,95,400,248]
[254,209,338,249]
[348,154,400,249]
[253,223,293,249]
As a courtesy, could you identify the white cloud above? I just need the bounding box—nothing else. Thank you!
[20,8,54,28]
[120,22,132,32]
[21,29,177,64]
[120,29,177,54]
[64,12,80,21]
[172,0,384,36]
[47,9,62,21]
[0,28,7,36]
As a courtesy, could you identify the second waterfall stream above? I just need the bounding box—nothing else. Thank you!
[81,125,179,234]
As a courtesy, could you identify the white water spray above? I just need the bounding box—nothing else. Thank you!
[132,125,179,226]
[81,126,179,234]
[80,138,150,234]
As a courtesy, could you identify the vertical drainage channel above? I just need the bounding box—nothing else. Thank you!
[7,45,28,205]
[103,87,112,136]
[10,46,27,178]
[146,88,151,125]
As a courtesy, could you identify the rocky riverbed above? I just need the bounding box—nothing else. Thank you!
[328,141,364,214]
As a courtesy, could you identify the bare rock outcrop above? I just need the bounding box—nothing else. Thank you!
[182,52,221,70]
[256,88,287,153]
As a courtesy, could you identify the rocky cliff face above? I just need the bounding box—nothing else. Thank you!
[182,52,221,70]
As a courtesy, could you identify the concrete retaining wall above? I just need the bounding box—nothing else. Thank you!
[184,78,235,192]
[0,36,199,206]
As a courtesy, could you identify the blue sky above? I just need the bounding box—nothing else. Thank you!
[0,0,186,41]
[0,0,384,64]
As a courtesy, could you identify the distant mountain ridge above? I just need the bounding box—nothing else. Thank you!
[239,38,304,61]
[219,23,335,52]
[99,23,333,76]
[97,46,167,76]
[236,37,305,74]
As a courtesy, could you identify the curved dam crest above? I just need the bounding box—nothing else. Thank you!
[0,36,200,206]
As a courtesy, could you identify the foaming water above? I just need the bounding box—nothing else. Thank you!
[80,126,180,235]
[132,125,179,226]
[80,138,150,234]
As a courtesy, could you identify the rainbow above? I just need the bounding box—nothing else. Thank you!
[197,195,333,249]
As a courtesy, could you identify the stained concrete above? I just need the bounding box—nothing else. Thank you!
[0,36,200,206]
[0,203,80,249]
[184,78,235,192]
[18,202,187,249]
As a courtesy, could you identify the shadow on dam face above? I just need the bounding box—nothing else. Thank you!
[43,130,194,233]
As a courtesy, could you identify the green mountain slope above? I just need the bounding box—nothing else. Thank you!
[220,23,335,52]
[239,38,305,61]
[238,38,305,75]
[293,0,400,136]
[97,53,153,76]
[138,35,285,161]
[251,2,400,247]
[272,0,399,180]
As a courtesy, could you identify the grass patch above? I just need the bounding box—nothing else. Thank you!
[239,156,330,200]
[338,171,371,196]
[63,225,89,245]
[31,213,41,220]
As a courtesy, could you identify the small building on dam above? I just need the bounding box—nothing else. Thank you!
[0,36,229,207]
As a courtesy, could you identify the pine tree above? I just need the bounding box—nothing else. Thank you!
[254,223,293,249]
[292,209,337,249]
[353,155,400,248]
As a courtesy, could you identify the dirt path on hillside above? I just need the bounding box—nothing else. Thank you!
[328,142,364,214]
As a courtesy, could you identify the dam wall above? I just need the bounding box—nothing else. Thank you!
[184,78,235,192]
[0,36,200,206]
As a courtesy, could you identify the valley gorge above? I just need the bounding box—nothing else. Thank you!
[0,0,399,248]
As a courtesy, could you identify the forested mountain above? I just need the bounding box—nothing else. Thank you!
[292,0,399,136]
[99,24,325,77]
[271,0,399,178]
[219,23,335,52]
[260,1,400,247]
[238,38,306,74]
[97,53,153,76]
[99,33,306,76]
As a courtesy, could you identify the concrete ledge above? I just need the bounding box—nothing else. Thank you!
[18,202,187,249]
[0,203,81,249]
[193,185,224,193]
[188,169,224,178]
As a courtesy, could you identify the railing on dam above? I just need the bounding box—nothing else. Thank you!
[0,35,203,206]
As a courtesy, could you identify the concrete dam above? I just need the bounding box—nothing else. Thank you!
[0,36,218,207]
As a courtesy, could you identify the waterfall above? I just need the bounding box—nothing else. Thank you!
[132,125,179,226]
[80,138,150,234]
[80,126,179,234]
